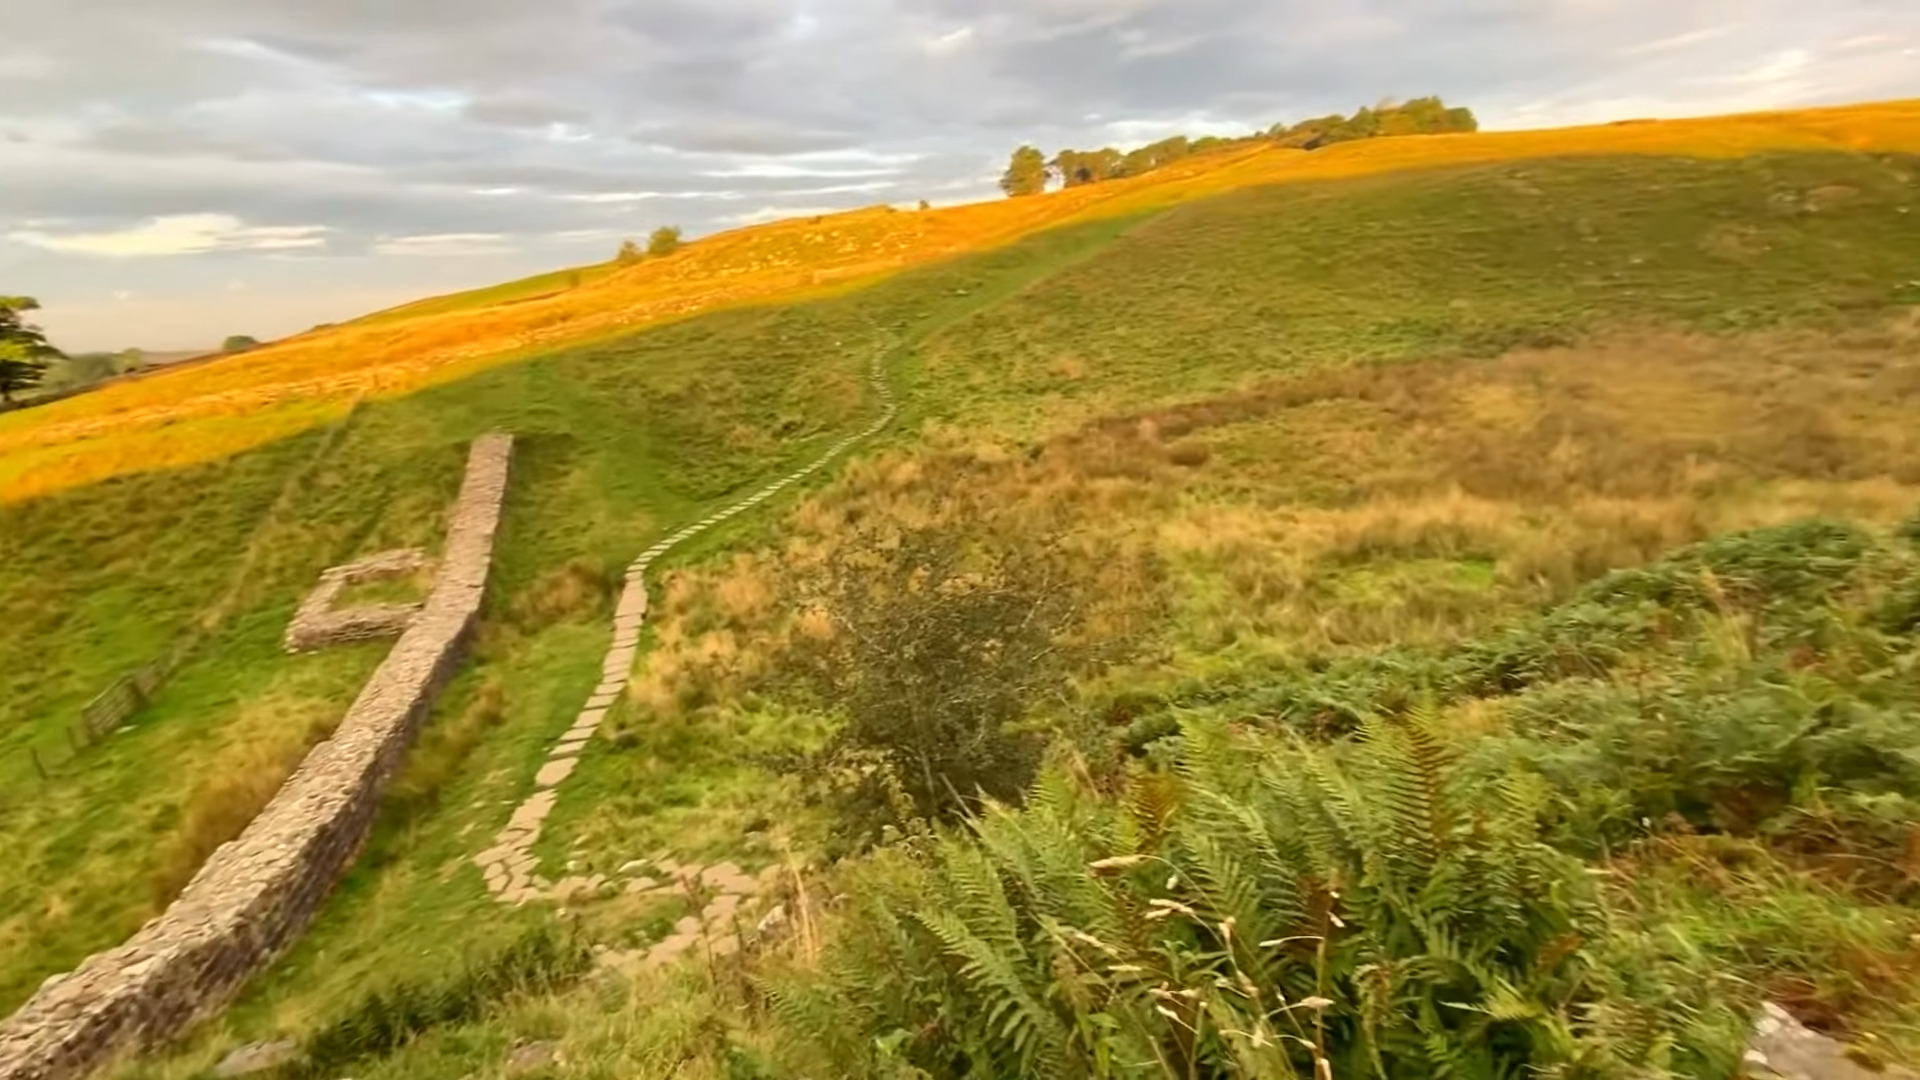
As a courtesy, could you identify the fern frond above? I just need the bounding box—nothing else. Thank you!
[914,908,1077,1077]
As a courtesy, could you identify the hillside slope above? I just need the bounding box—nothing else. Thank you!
[1,101,1918,1077]
[2,99,1918,504]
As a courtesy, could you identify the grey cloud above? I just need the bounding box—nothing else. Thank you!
[5,0,1919,350]
[629,120,862,157]
[463,96,592,129]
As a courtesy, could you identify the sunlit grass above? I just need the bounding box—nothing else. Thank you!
[4,99,1918,502]
[24,104,1920,1078]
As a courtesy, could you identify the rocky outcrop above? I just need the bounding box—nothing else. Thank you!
[282,548,435,653]
[0,434,514,1080]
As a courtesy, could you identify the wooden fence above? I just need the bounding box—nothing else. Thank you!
[9,400,365,790]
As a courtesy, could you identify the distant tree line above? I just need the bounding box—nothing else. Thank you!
[614,226,685,266]
[1000,96,1479,197]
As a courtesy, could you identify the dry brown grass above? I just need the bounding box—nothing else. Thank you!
[147,711,336,906]
[505,558,616,634]
[3,99,1917,503]
[387,677,508,819]
[624,314,1920,687]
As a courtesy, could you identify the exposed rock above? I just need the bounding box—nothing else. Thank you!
[755,903,790,939]
[1746,1002,1918,1080]
[505,1040,559,1076]
[212,1039,300,1078]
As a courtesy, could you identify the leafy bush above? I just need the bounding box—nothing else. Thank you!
[1573,520,1872,611]
[770,720,1718,1079]
[1476,672,1920,856]
[783,524,1122,844]
[649,225,684,257]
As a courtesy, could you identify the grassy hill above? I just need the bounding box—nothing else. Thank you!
[0,99,1918,1077]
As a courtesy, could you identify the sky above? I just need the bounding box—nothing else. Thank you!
[2,1,1917,352]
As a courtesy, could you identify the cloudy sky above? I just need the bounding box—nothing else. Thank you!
[3,0,1917,351]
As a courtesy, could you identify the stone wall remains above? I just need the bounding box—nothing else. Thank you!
[0,433,514,1080]
[282,548,435,654]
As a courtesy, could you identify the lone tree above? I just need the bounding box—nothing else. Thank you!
[647,226,683,257]
[0,297,62,404]
[222,335,261,353]
[614,238,644,266]
[1000,145,1048,197]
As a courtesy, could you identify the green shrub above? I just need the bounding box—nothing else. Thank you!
[1877,580,1920,634]
[770,719,1712,1078]
[783,522,1138,845]
[1898,509,1920,548]
[1573,520,1871,611]
[1477,672,1920,853]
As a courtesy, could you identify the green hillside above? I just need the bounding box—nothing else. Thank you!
[3,143,1918,1078]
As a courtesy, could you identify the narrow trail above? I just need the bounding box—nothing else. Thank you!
[471,333,898,918]
[469,209,1154,971]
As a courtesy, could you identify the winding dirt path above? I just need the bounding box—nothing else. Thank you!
[472,338,897,909]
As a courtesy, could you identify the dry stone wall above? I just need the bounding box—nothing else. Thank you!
[282,548,435,653]
[0,434,514,1080]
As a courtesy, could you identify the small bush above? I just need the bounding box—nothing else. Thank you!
[1899,508,1920,548]
[648,225,684,257]
[1477,674,1920,854]
[1576,519,1872,611]
[782,522,1135,844]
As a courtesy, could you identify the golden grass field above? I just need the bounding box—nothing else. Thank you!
[3,98,1918,504]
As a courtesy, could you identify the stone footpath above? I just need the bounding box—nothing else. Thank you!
[0,435,514,1080]
[472,338,896,967]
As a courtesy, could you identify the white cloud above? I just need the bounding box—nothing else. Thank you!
[924,27,975,56]
[717,205,847,227]
[780,180,898,196]
[1622,25,1736,57]
[1116,29,1205,59]
[371,232,515,256]
[561,189,747,203]
[561,190,670,203]
[703,162,899,179]
[8,213,330,256]
[0,52,58,78]
[549,227,627,242]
